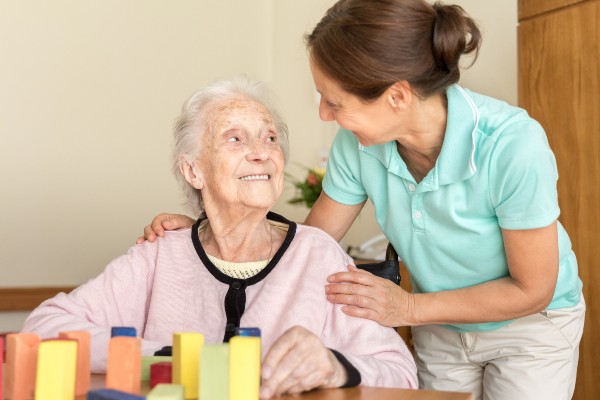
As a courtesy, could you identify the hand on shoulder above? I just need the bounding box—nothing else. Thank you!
[135,213,195,244]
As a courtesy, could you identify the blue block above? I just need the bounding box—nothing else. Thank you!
[87,388,145,400]
[235,327,261,337]
[111,326,137,337]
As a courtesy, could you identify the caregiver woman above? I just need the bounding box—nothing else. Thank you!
[139,1,585,398]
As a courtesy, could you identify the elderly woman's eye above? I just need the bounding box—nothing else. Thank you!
[267,135,278,143]
[227,136,241,142]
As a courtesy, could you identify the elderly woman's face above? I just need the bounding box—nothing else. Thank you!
[194,97,285,211]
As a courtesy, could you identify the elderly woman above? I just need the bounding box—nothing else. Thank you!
[22,77,417,398]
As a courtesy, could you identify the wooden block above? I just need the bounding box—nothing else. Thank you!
[141,355,172,382]
[0,336,3,400]
[146,383,185,400]
[200,343,229,400]
[35,339,77,400]
[5,332,40,400]
[172,332,204,399]
[229,336,261,400]
[105,336,142,395]
[86,388,145,399]
[150,362,172,389]
[235,327,261,337]
[111,327,137,337]
[59,330,91,396]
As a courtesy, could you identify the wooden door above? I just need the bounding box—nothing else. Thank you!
[519,1,600,398]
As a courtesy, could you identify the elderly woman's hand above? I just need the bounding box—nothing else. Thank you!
[325,265,417,327]
[260,326,347,399]
[135,213,195,244]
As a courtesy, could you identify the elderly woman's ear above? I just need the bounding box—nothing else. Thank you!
[179,158,204,190]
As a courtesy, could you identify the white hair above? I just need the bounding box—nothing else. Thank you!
[172,76,290,216]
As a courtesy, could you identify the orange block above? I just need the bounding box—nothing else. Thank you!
[1,336,4,400]
[5,333,40,400]
[106,336,142,395]
[59,331,91,396]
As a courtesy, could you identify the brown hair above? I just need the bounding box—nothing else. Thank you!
[305,0,481,100]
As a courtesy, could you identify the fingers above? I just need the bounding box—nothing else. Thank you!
[260,326,338,399]
[325,269,408,327]
[262,351,320,398]
[261,328,301,398]
[326,289,379,309]
[150,214,169,238]
[136,213,195,244]
[340,304,382,321]
[285,369,331,395]
[327,265,377,285]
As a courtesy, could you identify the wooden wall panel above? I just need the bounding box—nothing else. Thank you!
[519,1,600,398]
[0,287,74,311]
[518,0,587,19]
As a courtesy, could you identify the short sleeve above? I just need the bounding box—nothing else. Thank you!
[489,119,560,229]
[322,129,369,205]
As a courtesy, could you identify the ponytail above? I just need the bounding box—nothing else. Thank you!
[306,0,482,100]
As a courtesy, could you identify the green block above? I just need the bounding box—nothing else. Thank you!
[147,384,185,399]
[141,356,172,382]
[200,343,229,400]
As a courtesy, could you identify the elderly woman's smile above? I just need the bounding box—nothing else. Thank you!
[240,174,270,181]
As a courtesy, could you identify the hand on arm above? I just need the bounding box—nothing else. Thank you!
[135,213,195,244]
[326,222,559,326]
[260,326,348,399]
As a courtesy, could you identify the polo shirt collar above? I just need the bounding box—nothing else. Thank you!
[358,140,415,182]
[437,84,479,185]
[356,84,479,186]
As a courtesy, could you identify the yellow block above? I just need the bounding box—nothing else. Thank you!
[35,339,77,400]
[229,336,261,400]
[172,332,204,399]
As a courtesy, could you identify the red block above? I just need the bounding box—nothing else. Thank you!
[150,362,172,389]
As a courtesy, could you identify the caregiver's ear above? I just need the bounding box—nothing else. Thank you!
[180,158,204,190]
[386,80,413,110]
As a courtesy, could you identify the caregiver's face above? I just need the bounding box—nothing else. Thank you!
[197,97,285,211]
[310,59,400,147]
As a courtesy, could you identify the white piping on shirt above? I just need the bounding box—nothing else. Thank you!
[454,85,479,175]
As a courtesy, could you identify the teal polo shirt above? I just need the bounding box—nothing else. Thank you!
[323,84,582,332]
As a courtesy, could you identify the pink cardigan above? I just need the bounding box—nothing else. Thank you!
[22,216,417,388]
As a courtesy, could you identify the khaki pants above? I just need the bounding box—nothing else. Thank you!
[412,295,585,400]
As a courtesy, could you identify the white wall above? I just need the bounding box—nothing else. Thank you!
[0,0,517,331]
[0,0,272,331]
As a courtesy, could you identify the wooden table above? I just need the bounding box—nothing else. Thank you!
[270,386,473,399]
[0,367,471,399]
[82,374,473,400]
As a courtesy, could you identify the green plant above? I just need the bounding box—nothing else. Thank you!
[285,167,325,208]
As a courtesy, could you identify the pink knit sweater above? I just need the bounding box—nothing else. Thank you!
[22,215,416,388]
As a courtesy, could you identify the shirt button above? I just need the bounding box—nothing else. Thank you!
[226,322,236,332]
[414,211,423,219]
[408,184,416,192]
[231,282,242,290]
